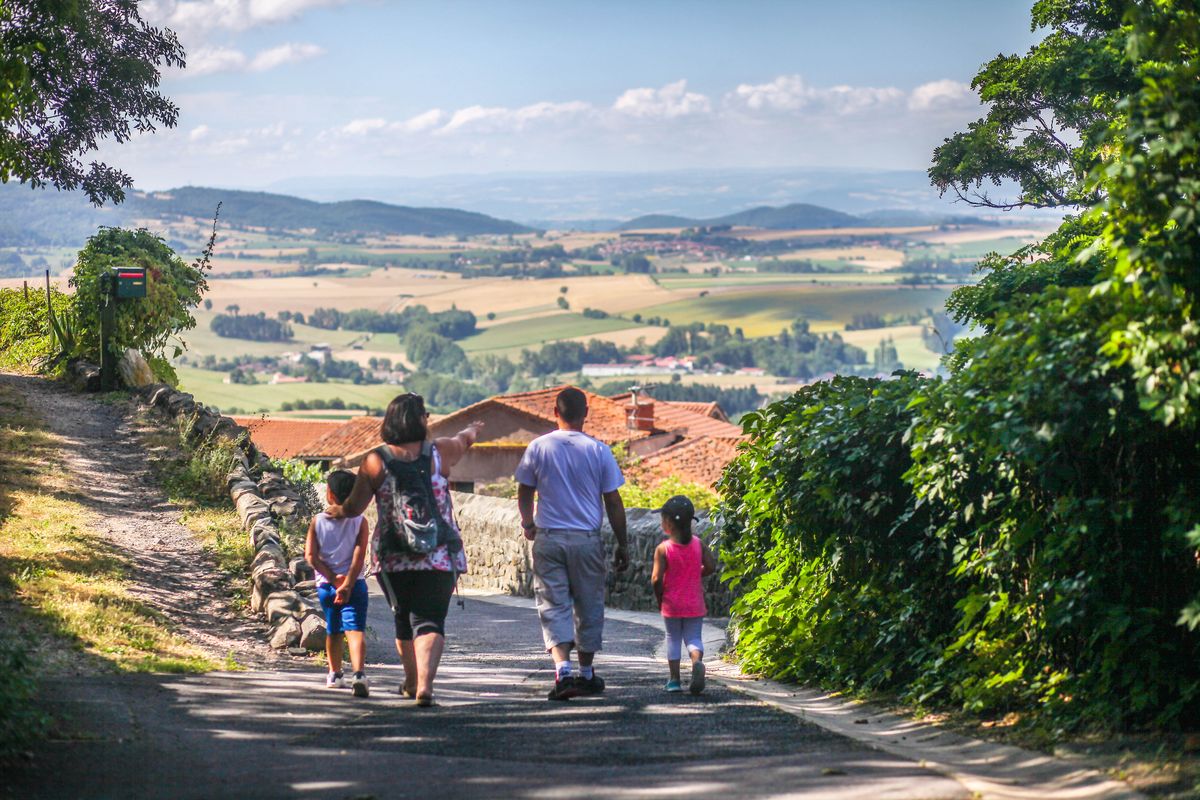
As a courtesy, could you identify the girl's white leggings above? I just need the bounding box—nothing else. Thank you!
[664,616,704,661]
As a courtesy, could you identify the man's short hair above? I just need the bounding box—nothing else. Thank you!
[555,387,588,425]
[326,469,356,504]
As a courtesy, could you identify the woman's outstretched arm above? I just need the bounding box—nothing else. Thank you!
[433,421,484,475]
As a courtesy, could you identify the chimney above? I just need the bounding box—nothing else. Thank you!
[626,400,655,432]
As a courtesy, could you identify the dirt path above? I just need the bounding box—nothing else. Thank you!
[0,372,275,668]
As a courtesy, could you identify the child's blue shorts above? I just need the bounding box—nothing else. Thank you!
[317,578,369,634]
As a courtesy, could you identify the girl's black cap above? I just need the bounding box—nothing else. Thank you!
[653,495,695,521]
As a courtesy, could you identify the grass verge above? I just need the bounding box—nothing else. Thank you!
[0,379,220,757]
[134,409,255,611]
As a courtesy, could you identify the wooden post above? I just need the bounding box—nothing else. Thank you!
[24,280,29,301]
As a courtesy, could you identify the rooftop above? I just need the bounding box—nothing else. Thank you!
[230,416,345,460]
[630,435,745,489]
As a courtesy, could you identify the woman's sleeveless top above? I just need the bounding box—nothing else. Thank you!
[661,536,706,618]
[372,443,468,574]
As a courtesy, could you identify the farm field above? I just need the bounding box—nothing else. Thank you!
[179,312,384,359]
[459,312,638,354]
[176,366,403,413]
[656,272,902,289]
[839,324,941,372]
[635,286,954,337]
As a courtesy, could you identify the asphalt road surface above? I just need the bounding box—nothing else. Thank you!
[6,588,968,799]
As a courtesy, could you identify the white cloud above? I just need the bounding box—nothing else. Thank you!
[248,42,325,71]
[143,0,346,37]
[340,117,388,136]
[908,79,975,111]
[187,46,249,76]
[399,109,445,133]
[613,80,711,118]
[178,42,323,76]
[188,124,211,141]
[729,74,904,115]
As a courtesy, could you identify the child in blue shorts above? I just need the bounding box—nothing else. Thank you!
[305,469,370,696]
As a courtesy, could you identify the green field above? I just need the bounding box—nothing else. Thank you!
[656,272,902,290]
[903,235,1041,261]
[460,312,636,354]
[636,286,954,337]
[179,311,403,359]
[177,366,404,413]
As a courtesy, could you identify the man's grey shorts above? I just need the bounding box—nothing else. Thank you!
[532,529,606,652]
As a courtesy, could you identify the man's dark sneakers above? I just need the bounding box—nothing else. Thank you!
[576,673,605,695]
[548,676,582,701]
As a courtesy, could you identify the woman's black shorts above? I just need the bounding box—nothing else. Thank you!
[377,570,456,640]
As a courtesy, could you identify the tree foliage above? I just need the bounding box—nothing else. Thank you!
[720,0,1200,731]
[0,0,184,204]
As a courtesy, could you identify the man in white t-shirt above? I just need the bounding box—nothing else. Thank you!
[515,387,630,701]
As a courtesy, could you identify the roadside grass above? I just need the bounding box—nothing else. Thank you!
[0,379,220,757]
[134,411,255,611]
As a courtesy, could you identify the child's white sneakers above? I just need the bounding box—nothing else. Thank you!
[351,672,370,697]
[326,671,345,689]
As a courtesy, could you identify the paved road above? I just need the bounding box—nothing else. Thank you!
[7,586,966,800]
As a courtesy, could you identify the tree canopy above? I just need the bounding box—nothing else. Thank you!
[720,0,1200,731]
[0,0,184,205]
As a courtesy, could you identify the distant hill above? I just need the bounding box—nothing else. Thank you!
[0,183,532,249]
[618,214,699,230]
[138,187,533,237]
[616,202,862,231]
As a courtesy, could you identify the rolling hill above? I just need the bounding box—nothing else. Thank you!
[0,183,533,248]
[617,202,862,231]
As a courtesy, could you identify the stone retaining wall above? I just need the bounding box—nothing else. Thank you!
[453,492,732,616]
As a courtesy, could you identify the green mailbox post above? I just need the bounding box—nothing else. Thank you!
[99,267,147,389]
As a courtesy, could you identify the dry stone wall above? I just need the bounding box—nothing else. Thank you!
[452,492,732,616]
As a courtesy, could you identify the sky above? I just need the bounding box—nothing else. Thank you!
[107,0,1044,191]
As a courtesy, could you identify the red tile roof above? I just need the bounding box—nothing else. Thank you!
[436,385,654,444]
[293,415,384,460]
[230,416,345,460]
[608,394,742,439]
[630,435,744,489]
[666,400,730,422]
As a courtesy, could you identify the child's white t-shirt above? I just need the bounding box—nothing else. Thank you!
[313,512,364,585]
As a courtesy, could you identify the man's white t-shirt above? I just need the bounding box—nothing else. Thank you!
[514,430,625,531]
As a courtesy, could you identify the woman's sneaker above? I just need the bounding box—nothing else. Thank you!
[664,680,683,693]
[351,672,370,698]
[326,671,345,689]
[689,661,706,695]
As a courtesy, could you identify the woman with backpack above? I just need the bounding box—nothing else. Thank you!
[328,393,482,707]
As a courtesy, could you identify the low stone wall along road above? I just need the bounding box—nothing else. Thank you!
[10,588,968,800]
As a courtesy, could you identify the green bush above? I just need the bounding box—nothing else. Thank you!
[718,373,952,692]
[70,227,211,381]
[0,286,74,372]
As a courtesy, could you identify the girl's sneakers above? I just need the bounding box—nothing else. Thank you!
[689,661,706,695]
[326,671,345,689]
[664,680,683,693]
[351,672,370,697]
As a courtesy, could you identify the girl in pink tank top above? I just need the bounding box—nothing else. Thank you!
[651,495,717,694]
